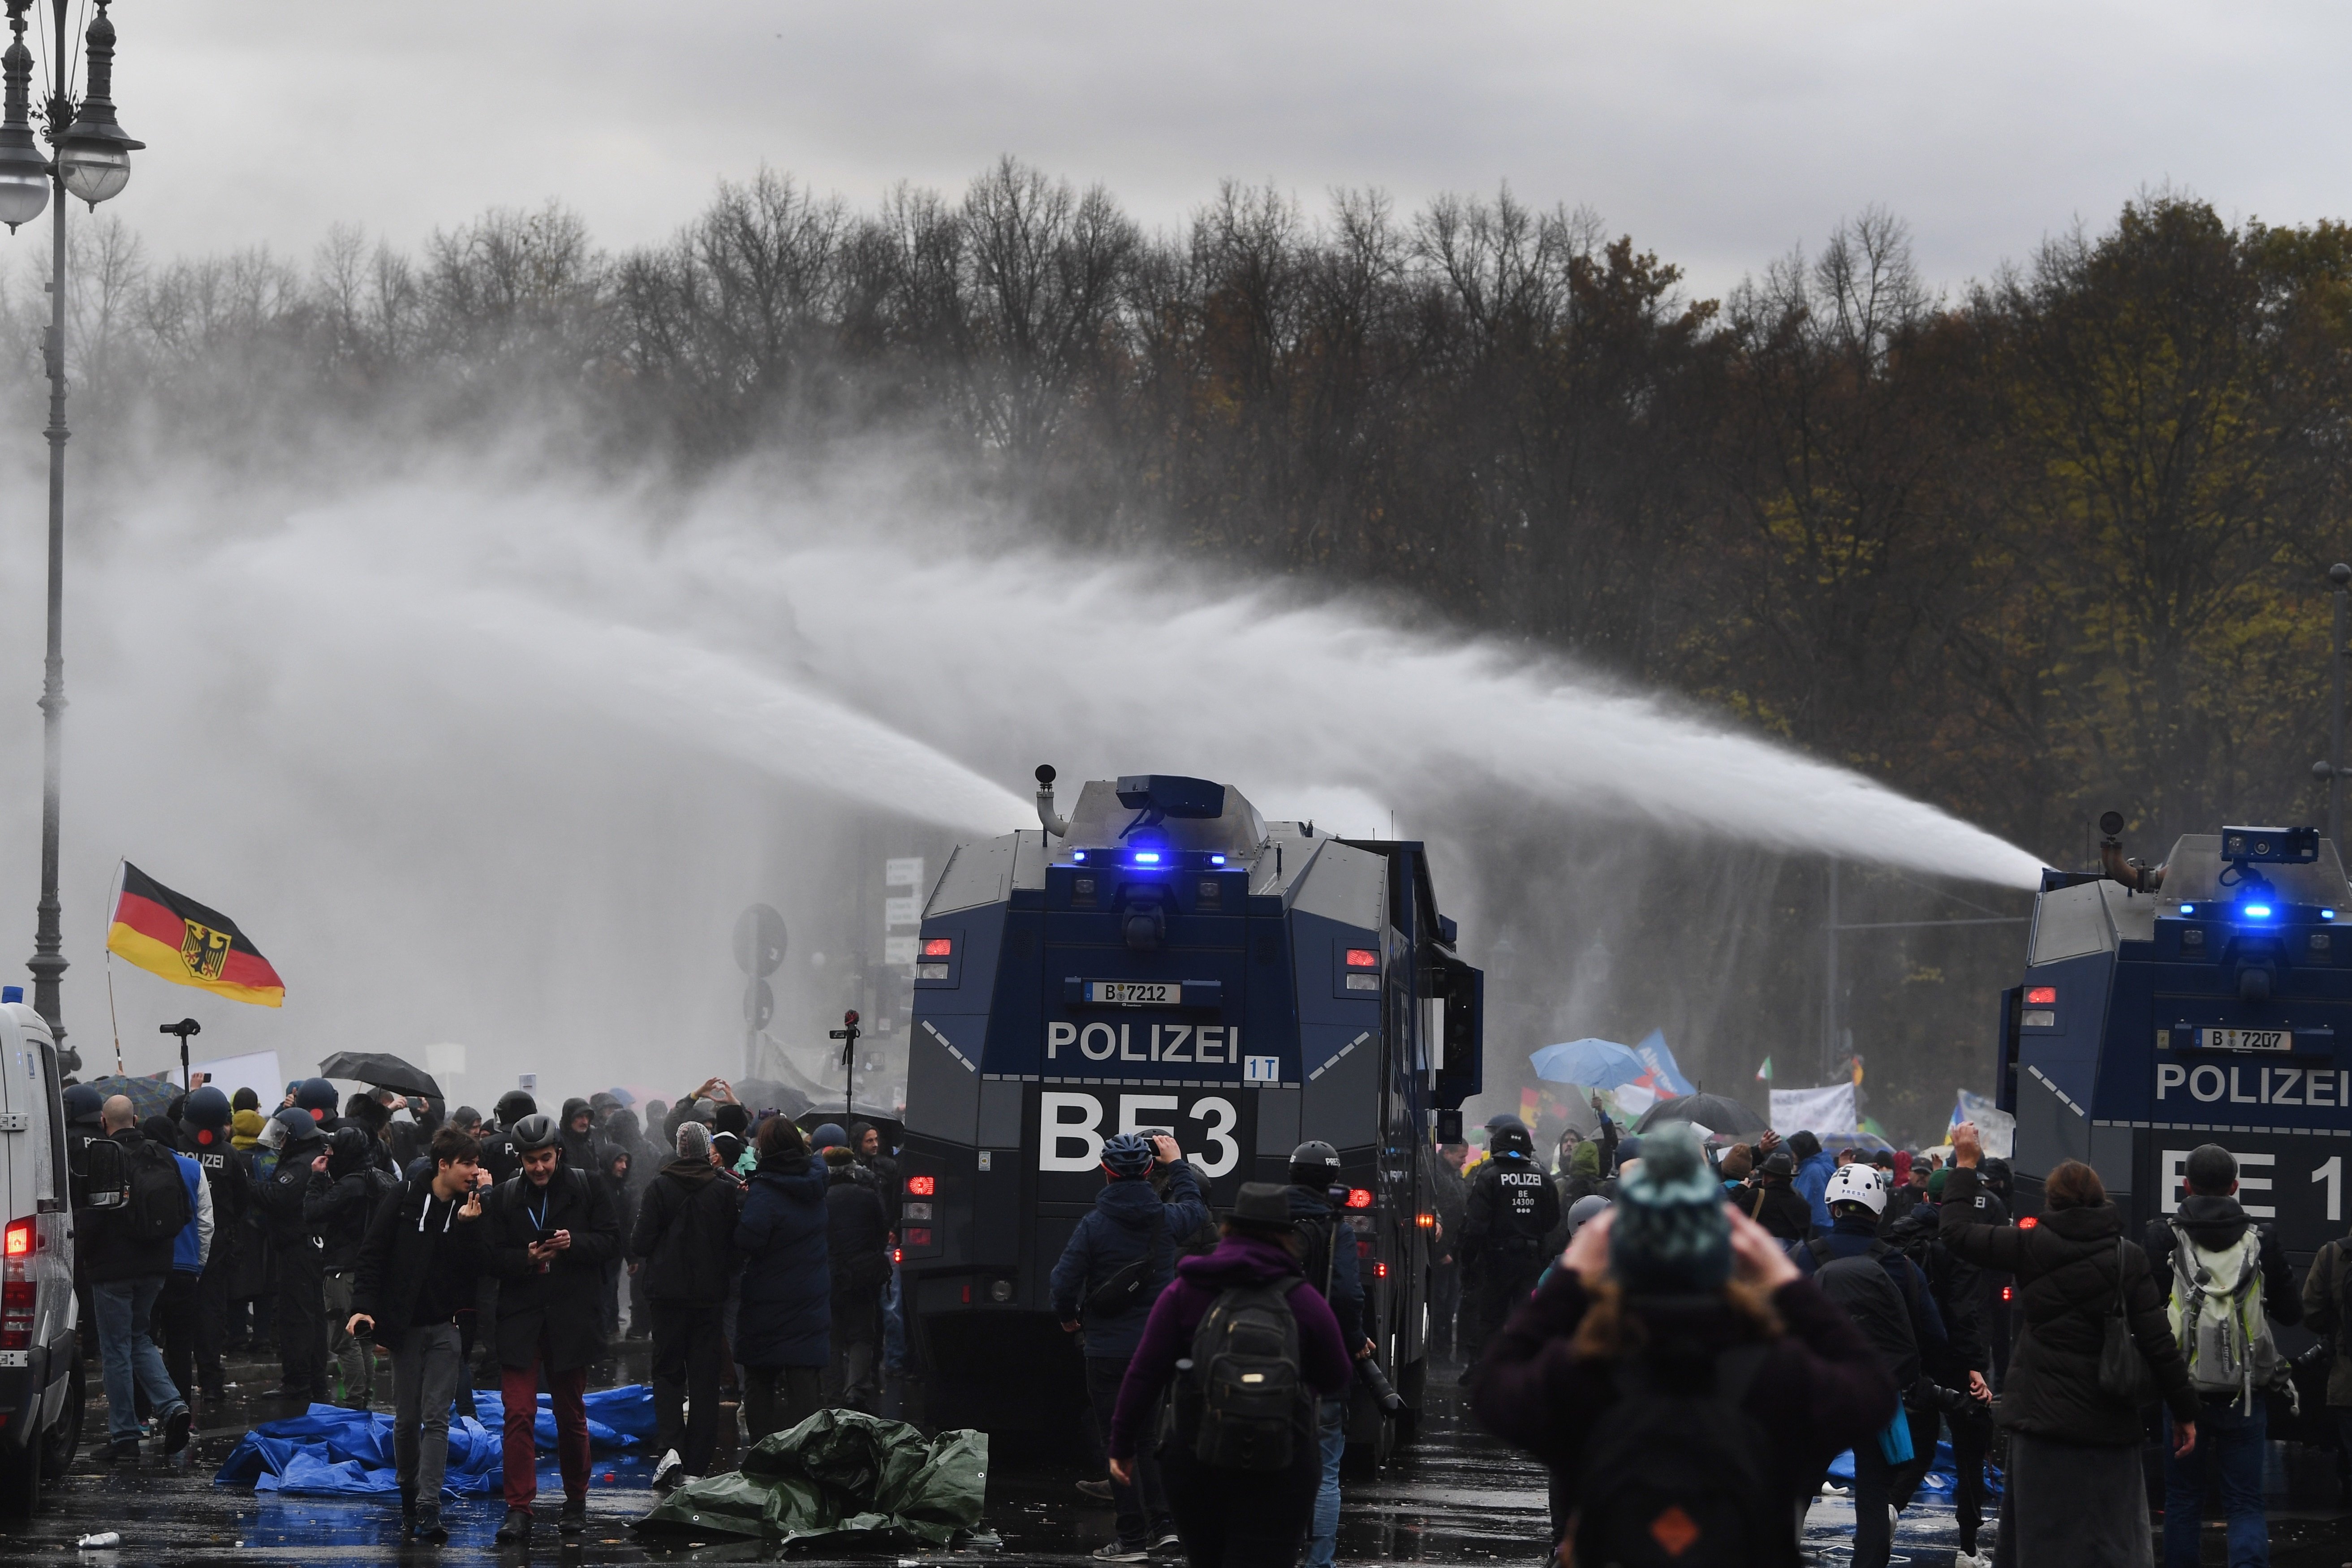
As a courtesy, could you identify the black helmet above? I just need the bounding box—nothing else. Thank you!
[494,1090,537,1127]
[510,1113,560,1153]
[1288,1139,1340,1172]
[1491,1124,1534,1158]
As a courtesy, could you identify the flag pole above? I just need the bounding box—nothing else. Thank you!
[103,859,124,1076]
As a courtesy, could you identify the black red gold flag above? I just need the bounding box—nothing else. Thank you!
[105,863,285,1007]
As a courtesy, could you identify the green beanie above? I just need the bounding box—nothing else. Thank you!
[1569,1139,1602,1178]
[1927,1167,1948,1199]
[1609,1124,1731,1293]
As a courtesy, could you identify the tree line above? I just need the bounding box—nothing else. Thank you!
[23,158,2352,867]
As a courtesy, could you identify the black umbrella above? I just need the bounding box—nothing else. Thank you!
[317,1051,442,1102]
[1632,1092,1769,1137]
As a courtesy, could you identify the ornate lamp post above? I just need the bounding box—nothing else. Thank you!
[6,0,140,1067]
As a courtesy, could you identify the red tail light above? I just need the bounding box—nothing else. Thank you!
[1344,948,1379,969]
[2001,1284,2014,1301]
[906,1176,935,1196]
[2025,986,2057,1006]
[1345,1188,1373,1210]
[2018,1216,2038,1230]
[891,1247,903,1265]
[1374,1261,1389,1279]
[922,938,953,957]
[2,1219,30,1258]
[1,1281,32,1350]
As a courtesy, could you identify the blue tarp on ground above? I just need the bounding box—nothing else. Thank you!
[1828,1439,2005,1498]
[215,1385,655,1499]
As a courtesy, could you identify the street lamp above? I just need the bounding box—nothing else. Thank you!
[11,0,140,1068]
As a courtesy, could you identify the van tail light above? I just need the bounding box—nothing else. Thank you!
[922,938,953,958]
[2,1218,29,1259]
[2025,986,2057,1006]
[1344,948,1379,969]
[1,1281,33,1350]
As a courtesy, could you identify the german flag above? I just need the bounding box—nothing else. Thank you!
[106,863,285,1007]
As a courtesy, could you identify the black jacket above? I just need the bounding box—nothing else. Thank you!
[825,1159,892,1301]
[486,1165,622,1370]
[1738,1179,1817,1243]
[306,1141,398,1272]
[1049,1162,1210,1359]
[78,1128,179,1285]
[1462,1152,1562,1271]
[350,1172,491,1337]
[1287,1183,1366,1346]
[630,1158,742,1302]
[256,1132,330,1263]
[559,1098,597,1174]
[1879,1205,1988,1381]
[1939,1165,2196,1443]
[2143,1195,2302,1331]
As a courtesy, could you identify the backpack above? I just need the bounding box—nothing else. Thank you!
[1574,1346,1779,1568]
[2167,1221,2283,1411]
[1184,1277,1313,1470]
[1810,1239,1921,1390]
[125,1137,195,1243]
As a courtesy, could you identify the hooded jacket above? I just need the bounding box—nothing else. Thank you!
[229,1108,267,1151]
[1474,1267,1896,1567]
[1939,1164,2197,1443]
[1793,1148,1839,1232]
[733,1152,831,1367]
[1108,1233,1352,1461]
[559,1097,597,1172]
[351,1168,491,1337]
[1049,1160,1208,1359]
[2142,1194,2301,1338]
[825,1149,892,1301]
[256,1121,330,1258]
[630,1154,742,1302]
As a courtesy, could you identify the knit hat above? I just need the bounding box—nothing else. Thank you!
[1568,1140,1602,1179]
[230,1108,267,1149]
[1927,1167,1949,1200]
[1608,1124,1732,1293]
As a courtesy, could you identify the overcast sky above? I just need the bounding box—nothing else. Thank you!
[92,1,2352,302]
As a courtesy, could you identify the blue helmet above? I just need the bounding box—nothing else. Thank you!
[1102,1132,1154,1177]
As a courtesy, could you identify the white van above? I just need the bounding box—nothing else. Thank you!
[0,993,82,1516]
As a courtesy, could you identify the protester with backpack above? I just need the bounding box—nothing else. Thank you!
[1107,1182,1353,1568]
[141,1113,215,1413]
[1472,1124,1894,1568]
[1281,1140,1370,1568]
[2142,1144,2300,1568]
[1053,1132,1208,1562]
[1796,1162,1950,1568]
[1941,1123,2197,1568]
[83,1095,196,1464]
[485,1112,622,1546]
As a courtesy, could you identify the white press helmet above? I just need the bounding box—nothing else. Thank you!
[1824,1161,1887,1215]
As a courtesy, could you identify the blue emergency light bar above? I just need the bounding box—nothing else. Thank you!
[2244,903,2274,919]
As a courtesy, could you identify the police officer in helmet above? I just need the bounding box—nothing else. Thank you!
[1458,1122,1559,1384]
[1283,1140,1369,1568]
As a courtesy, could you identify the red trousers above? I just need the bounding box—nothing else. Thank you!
[500,1355,589,1510]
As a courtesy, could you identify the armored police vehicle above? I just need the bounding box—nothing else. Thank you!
[1997,819,2352,1261]
[898,770,1484,1465]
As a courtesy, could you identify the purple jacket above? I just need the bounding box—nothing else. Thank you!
[1109,1234,1352,1460]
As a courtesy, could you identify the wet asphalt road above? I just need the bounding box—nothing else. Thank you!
[2,1346,2348,1565]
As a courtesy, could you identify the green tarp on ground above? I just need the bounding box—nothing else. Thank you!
[636,1409,988,1550]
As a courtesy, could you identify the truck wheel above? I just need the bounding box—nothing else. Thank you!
[39,1356,84,1484]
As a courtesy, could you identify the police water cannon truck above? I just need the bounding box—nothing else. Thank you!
[897,769,1484,1465]
[1998,814,2352,1263]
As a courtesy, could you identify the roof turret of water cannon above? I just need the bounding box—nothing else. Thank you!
[2098,810,2166,894]
[1036,763,1072,838]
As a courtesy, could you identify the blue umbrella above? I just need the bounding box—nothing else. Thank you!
[1529,1038,1647,1089]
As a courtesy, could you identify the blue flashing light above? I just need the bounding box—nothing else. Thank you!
[1071,850,1087,862]
[1133,851,1162,865]
[2327,909,2339,921]
[1210,854,1227,866]
[0,986,16,1004]
[2244,903,2274,919]
[2178,904,2194,916]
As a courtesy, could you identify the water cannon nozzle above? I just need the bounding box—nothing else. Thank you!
[1034,764,1071,838]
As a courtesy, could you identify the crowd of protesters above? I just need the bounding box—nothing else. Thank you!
[58,1053,2351,1567]
[63,1071,905,1549]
